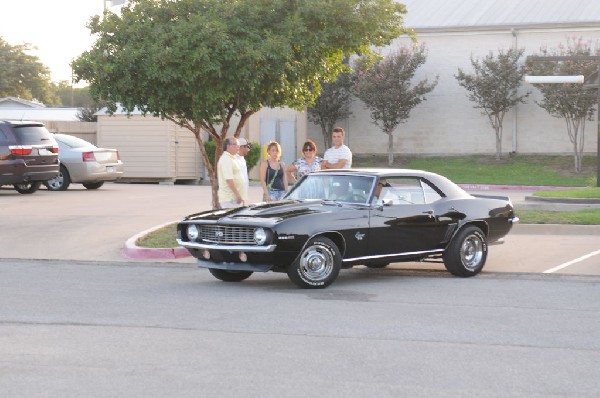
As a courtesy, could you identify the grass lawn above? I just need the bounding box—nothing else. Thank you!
[354,154,597,187]
[533,187,600,198]
[137,224,178,248]
[517,209,600,225]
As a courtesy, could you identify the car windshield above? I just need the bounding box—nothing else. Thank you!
[285,173,376,204]
[54,134,96,149]
[13,125,55,145]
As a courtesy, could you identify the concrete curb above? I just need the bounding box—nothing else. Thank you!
[123,220,190,259]
[458,184,574,191]
[525,196,600,204]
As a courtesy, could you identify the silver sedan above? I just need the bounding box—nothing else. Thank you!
[45,134,124,191]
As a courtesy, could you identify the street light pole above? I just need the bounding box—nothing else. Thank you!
[596,62,600,187]
[527,55,600,187]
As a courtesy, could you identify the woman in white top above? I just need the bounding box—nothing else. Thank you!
[286,139,322,184]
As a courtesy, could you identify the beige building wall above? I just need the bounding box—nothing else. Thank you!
[308,26,600,156]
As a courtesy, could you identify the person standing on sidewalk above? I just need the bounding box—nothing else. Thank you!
[260,141,288,201]
[286,139,322,184]
[321,127,352,169]
[235,137,251,198]
[217,137,248,208]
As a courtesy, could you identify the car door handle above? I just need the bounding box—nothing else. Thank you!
[422,210,434,218]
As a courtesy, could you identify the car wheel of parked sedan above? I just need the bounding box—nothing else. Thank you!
[83,181,105,190]
[288,236,342,289]
[443,225,487,277]
[208,269,253,282]
[44,165,71,191]
[13,182,41,194]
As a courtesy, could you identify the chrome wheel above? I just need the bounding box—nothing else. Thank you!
[288,237,342,288]
[298,244,335,283]
[443,226,487,277]
[460,233,484,271]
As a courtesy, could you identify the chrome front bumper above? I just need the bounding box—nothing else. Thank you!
[176,239,276,252]
[195,259,273,272]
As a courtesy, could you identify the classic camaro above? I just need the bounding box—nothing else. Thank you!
[177,169,519,289]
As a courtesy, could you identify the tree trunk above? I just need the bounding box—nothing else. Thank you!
[566,117,585,173]
[325,120,334,149]
[387,130,394,166]
[192,129,220,209]
[494,114,503,160]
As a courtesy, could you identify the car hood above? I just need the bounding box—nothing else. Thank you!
[182,200,356,227]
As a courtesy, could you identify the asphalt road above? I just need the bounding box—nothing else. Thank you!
[1,259,599,397]
[2,183,600,397]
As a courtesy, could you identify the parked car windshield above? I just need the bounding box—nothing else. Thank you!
[13,125,55,145]
[54,134,96,149]
[285,173,376,204]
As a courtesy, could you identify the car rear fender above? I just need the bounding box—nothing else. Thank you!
[448,220,489,246]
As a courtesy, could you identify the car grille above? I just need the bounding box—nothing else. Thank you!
[199,225,256,244]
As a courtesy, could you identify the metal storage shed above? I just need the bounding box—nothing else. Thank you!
[96,109,203,183]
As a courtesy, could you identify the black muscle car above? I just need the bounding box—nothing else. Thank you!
[177,169,519,288]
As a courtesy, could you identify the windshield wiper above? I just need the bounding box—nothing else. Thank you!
[321,200,342,207]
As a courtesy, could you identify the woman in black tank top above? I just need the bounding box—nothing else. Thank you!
[260,141,288,201]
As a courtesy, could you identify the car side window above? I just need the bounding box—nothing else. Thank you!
[421,180,443,204]
[375,177,443,205]
[378,177,422,205]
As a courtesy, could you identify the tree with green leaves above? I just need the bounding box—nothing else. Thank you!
[72,0,409,208]
[456,48,530,160]
[527,37,600,173]
[307,69,353,150]
[353,44,437,166]
[0,37,59,105]
[76,101,108,122]
[53,81,95,108]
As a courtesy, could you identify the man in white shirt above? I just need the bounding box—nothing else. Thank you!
[235,137,250,191]
[217,137,248,208]
[321,127,352,169]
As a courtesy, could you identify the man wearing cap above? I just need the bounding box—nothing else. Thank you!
[217,137,247,208]
[235,137,251,203]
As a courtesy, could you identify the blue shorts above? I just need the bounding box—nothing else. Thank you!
[268,189,286,201]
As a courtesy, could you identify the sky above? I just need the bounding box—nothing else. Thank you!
[0,0,124,84]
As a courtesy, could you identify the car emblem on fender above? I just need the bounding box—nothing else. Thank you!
[355,232,365,241]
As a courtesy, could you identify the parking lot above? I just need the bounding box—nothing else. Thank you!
[1,182,599,276]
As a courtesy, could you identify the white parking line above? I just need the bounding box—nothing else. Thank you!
[543,249,600,274]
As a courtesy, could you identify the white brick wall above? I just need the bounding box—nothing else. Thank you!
[309,27,600,157]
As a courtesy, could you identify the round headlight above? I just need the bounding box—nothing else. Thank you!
[254,227,267,245]
[187,224,199,241]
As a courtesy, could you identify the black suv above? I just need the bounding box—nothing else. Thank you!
[0,121,59,194]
